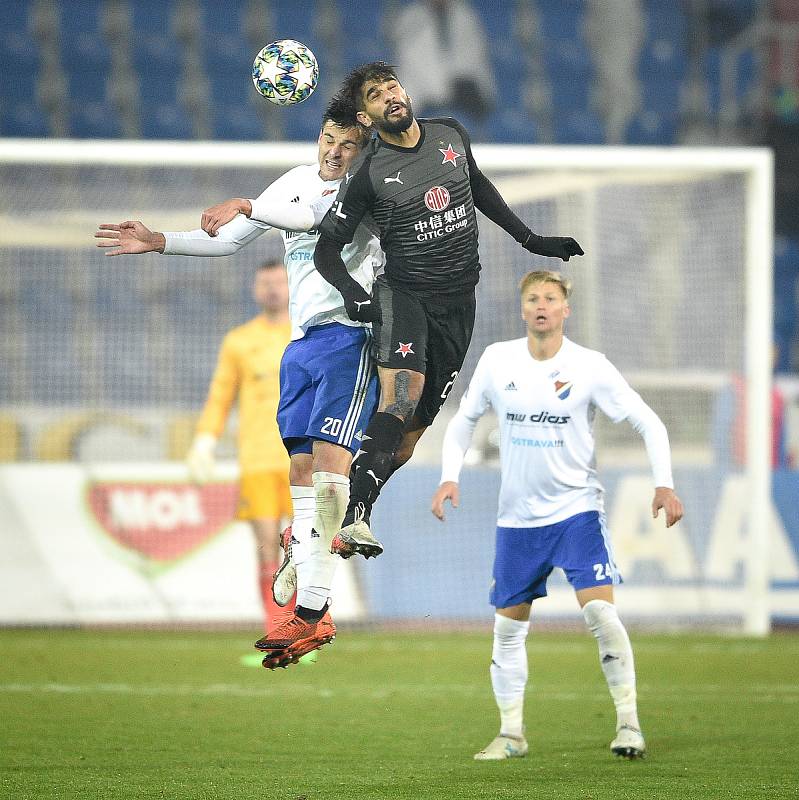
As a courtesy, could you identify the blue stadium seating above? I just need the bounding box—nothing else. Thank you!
[58,0,111,74]
[0,101,49,137]
[69,100,122,139]
[0,0,752,148]
[336,0,389,71]
[140,104,194,140]
[211,103,265,140]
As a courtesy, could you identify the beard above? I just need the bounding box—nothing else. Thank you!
[376,98,415,135]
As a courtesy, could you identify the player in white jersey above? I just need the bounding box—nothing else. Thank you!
[95,95,382,668]
[431,270,683,760]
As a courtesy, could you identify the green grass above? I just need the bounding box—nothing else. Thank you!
[2,628,798,800]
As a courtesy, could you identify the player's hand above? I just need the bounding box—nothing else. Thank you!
[431,481,460,521]
[201,199,252,237]
[186,433,217,484]
[652,486,683,528]
[95,221,166,255]
[524,235,584,262]
[342,286,382,324]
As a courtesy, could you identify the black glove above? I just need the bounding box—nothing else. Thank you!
[341,284,382,324]
[523,234,584,262]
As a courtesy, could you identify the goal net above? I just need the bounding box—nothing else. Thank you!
[0,139,776,633]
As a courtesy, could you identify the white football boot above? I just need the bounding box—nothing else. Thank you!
[473,734,529,761]
[330,520,384,559]
[610,724,646,758]
[272,526,297,607]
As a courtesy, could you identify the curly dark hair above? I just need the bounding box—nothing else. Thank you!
[340,61,400,111]
[321,91,370,145]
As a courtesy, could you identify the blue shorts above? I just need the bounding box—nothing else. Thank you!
[490,510,621,609]
[277,323,378,456]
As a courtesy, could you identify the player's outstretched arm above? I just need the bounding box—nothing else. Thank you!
[652,487,684,528]
[95,221,166,255]
[431,481,460,522]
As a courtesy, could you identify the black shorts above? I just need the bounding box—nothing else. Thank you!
[372,277,476,427]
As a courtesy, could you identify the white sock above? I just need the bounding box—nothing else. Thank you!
[582,599,640,730]
[289,485,315,571]
[489,613,530,738]
[296,471,349,612]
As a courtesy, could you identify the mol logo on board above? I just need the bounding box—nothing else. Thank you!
[86,481,238,565]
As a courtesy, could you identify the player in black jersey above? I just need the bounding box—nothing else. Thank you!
[314,62,584,559]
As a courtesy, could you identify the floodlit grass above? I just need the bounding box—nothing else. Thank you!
[2,628,798,799]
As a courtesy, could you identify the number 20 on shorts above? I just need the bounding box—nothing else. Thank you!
[321,417,343,436]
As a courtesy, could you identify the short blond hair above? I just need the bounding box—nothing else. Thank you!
[518,270,572,299]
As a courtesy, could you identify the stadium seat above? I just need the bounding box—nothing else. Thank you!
[554,108,605,144]
[0,101,50,137]
[625,109,678,145]
[0,28,39,78]
[130,0,176,40]
[140,104,194,139]
[133,33,183,81]
[337,0,389,70]
[66,67,109,105]
[58,0,111,73]
[270,0,324,53]
[211,103,265,140]
[488,109,538,144]
[68,100,122,139]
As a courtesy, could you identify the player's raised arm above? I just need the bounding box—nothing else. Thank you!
[451,119,584,262]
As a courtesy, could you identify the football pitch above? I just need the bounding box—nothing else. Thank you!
[2,628,797,800]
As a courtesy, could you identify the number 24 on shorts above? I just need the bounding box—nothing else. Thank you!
[593,563,612,581]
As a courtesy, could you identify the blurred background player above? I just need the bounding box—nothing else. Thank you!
[431,270,683,761]
[314,62,583,561]
[95,95,382,668]
[393,0,495,135]
[185,259,293,635]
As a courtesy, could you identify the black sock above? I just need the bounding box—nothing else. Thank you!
[296,603,328,623]
[346,412,405,522]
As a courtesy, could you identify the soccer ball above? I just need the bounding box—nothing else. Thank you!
[252,40,319,106]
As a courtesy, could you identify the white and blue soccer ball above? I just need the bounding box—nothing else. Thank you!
[252,40,319,106]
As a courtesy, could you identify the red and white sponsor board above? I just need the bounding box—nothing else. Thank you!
[0,463,365,625]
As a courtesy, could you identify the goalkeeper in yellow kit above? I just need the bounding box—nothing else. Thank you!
[186,259,294,631]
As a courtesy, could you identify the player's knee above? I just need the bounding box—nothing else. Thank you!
[582,598,619,632]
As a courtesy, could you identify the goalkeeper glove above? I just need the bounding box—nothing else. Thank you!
[186,433,217,484]
[523,234,584,261]
[341,284,382,324]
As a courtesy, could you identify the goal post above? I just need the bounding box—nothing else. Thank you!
[0,139,774,633]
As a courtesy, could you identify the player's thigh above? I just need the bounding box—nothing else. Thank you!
[308,325,379,453]
[491,526,555,609]
[556,511,622,592]
[277,338,315,444]
[238,470,291,521]
[414,292,476,427]
[372,278,429,373]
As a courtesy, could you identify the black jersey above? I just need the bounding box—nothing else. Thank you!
[319,118,494,299]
